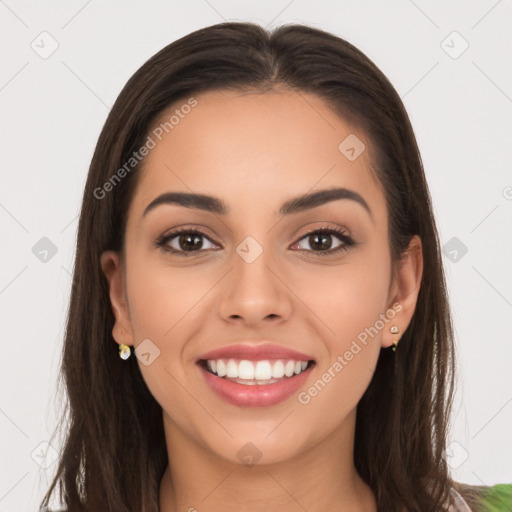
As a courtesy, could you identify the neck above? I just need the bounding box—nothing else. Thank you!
[158,409,376,512]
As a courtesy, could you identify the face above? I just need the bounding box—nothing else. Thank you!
[101,89,422,466]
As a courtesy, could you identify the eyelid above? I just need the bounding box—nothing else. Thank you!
[157,224,217,242]
[293,222,351,240]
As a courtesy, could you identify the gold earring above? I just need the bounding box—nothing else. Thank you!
[390,325,400,352]
[117,327,132,360]
[119,344,132,360]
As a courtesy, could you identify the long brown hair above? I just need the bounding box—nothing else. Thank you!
[40,21,462,512]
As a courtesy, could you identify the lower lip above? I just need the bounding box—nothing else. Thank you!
[198,363,314,407]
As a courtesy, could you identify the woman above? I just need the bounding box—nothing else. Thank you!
[39,21,504,511]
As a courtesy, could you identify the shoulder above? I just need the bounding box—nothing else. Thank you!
[448,485,474,511]
[452,482,512,512]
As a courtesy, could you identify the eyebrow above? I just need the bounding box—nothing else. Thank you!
[142,187,372,220]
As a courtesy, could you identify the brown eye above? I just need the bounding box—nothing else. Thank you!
[155,228,218,256]
[175,232,206,252]
[290,227,354,255]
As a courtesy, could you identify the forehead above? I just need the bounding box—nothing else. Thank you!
[128,89,385,221]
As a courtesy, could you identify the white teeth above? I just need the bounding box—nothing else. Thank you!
[254,361,272,380]
[216,359,227,377]
[284,360,295,377]
[238,360,255,380]
[271,360,285,378]
[226,359,238,378]
[204,358,311,381]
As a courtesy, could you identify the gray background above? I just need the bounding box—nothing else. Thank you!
[1,1,511,510]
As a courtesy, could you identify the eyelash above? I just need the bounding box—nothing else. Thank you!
[154,226,355,257]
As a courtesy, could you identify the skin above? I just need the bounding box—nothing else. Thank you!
[101,88,423,512]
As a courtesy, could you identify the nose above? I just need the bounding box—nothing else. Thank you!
[218,238,293,327]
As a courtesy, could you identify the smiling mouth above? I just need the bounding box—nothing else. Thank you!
[198,358,316,386]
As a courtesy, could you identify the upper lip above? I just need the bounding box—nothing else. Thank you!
[198,343,315,362]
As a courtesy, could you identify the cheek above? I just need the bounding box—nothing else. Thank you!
[291,251,392,349]
[293,257,390,426]
[124,254,218,401]
[125,253,213,340]
[124,256,210,428]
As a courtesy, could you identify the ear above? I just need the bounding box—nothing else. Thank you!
[100,250,134,347]
[381,234,423,348]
